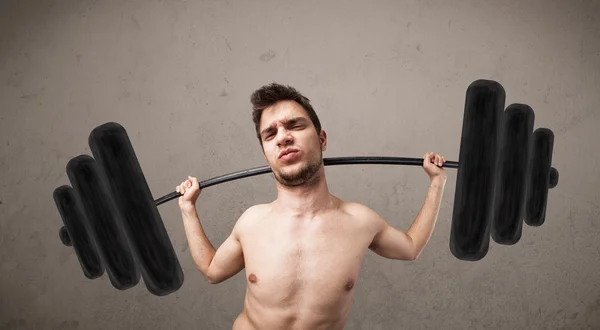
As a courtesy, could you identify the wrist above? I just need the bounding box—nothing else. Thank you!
[430,175,446,186]
[180,203,197,215]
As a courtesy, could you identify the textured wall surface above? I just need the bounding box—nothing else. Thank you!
[1,0,599,329]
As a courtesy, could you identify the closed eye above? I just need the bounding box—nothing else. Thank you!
[262,117,309,140]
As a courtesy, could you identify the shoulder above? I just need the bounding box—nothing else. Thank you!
[339,200,387,232]
[340,200,379,218]
[231,203,271,236]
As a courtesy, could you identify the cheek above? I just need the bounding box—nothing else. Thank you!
[265,147,278,161]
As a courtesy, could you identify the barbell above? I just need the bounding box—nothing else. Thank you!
[52,79,559,296]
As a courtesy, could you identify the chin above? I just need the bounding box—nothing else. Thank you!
[279,164,302,177]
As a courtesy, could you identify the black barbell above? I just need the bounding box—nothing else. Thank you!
[53,79,559,296]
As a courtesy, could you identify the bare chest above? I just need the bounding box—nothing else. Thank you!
[241,215,372,307]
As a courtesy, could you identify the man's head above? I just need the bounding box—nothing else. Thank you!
[250,83,327,187]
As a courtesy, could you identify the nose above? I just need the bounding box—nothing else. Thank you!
[275,128,293,146]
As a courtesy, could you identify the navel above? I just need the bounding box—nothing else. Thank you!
[248,273,258,283]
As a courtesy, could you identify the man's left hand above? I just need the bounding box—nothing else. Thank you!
[423,152,447,181]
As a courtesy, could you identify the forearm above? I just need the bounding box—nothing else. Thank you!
[406,176,446,257]
[180,205,216,275]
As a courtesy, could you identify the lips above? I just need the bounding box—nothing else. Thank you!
[279,149,299,159]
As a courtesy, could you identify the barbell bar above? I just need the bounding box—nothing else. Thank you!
[154,157,459,206]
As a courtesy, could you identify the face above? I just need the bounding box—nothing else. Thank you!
[259,100,327,187]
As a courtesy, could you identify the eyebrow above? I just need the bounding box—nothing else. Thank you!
[261,117,308,137]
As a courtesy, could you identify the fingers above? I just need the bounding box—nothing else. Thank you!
[438,154,445,166]
[434,154,445,166]
[177,180,189,195]
[177,177,200,196]
[423,152,432,166]
[424,152,446,167]
[176,182,186,195]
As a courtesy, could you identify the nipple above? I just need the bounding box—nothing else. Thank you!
[345,280,354,291]
[248,273,258,283]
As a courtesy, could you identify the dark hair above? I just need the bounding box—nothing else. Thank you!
[250,83,322,145]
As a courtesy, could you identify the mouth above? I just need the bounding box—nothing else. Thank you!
[279,149,299,160]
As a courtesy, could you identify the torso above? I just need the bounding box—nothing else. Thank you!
[232,197,379,330]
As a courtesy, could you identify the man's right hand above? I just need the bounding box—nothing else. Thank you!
[176,176,201,211]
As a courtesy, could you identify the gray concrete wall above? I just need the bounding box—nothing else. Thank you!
[1,0,599,329]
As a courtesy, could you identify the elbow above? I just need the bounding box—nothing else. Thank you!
[410,245,426,260]
[409,235,425,260]
[204,271,215,284]
[407,242,420,261]
[197,265,220,284]
[204,272,222,285]
[395,249,419,261]
[400,251,419,261]
[203,266,229,285]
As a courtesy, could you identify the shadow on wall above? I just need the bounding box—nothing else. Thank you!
[51,79,559,296]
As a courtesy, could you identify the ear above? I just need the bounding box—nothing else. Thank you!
[319,130,327,151]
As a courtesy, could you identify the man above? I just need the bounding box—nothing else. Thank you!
[176,83,447,329]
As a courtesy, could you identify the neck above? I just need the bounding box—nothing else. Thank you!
[273,166,335,218]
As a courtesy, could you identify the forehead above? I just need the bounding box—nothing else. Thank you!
[259,100,309,128]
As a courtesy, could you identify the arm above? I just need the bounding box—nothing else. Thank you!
[368,208,417,260]
[370,152,447,260]
[181,206,245,284]
[177,176,246,284]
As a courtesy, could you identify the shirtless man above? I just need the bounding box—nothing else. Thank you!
[176,83,447,329]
